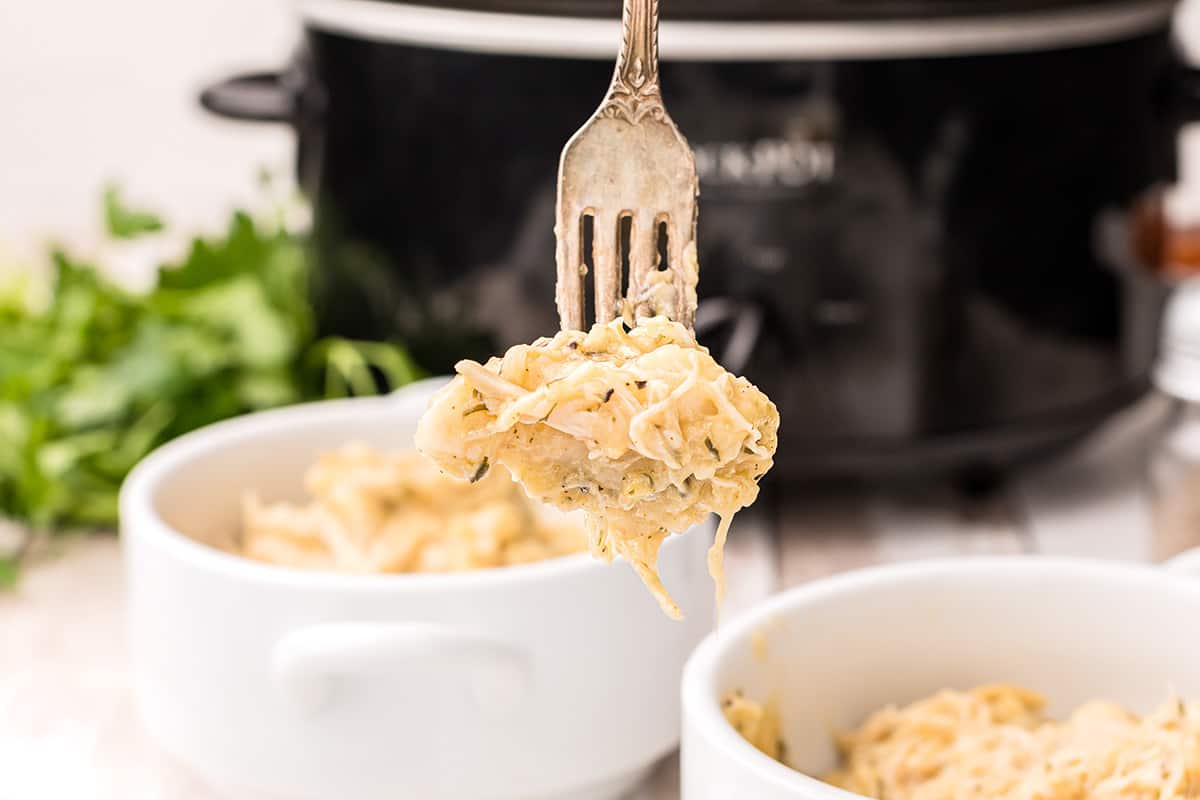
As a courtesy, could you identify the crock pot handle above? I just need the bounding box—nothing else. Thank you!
[1163,547,1200,579]
[272,622,533,717]
[199,71,294,123]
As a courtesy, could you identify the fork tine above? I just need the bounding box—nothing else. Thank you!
[555,207,586,331]
[593,210,621,324]
[627,210,659,319]
[668,220,695,329]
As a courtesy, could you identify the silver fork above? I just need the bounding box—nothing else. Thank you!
[554,0,700,333]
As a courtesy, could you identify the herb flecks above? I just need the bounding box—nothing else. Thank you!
[470,457,491,483]
[602,388,614,403]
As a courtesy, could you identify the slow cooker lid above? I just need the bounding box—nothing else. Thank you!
[301,0,1175,59]
[385,0,1162,21]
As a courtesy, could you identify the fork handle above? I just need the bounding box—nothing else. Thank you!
[604,0,664,125]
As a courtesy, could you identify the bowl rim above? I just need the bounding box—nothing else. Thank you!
[118,379,633,593]
[681,555,1200,796]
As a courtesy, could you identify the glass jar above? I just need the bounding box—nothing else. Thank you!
[1150,402,1200,559]
[1137,126,1200,280]
[1148,279,1200,559]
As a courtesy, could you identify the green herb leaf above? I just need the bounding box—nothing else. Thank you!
[103,185,165,239]
[0,558,20,589]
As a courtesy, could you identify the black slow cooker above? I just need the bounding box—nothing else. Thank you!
[202,0,1196,482]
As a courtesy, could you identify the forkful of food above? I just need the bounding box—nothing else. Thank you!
[416,0,779,620]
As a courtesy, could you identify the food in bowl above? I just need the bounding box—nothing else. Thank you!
[682,558,1200,800]
[416,315,779,618]
[724,685,1200,799]
[241,442,585,572]
[721,690,784,763]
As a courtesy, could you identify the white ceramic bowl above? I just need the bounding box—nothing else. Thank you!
[681,553,1200,799]
[121,378,715,800]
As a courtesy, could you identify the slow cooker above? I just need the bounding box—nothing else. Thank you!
[201,0,1198,482]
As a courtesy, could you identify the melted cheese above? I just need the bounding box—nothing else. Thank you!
[241,443,585,573]
[415,316,779,618]
[724,685,1200,799]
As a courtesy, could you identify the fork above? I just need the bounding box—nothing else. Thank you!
[554,0,700,333]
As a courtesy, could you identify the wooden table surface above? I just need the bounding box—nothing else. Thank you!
[2,397,1195,800]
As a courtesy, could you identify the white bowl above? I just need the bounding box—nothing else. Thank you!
[681,554,1200,799]
[120,378,716,800]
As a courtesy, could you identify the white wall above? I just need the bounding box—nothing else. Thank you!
[0,0,297,255]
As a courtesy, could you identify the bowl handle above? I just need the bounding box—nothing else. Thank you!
[272,622,532,718]
[1163,547,1200,579]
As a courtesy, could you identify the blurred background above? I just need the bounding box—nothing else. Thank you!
[4,0,1200,796]
[0,0,295,246]
[5,0,1200,487]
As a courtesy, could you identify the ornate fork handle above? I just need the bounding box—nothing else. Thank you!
[602,0,665,125]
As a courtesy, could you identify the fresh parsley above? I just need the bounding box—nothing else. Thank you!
[0,191,421,576]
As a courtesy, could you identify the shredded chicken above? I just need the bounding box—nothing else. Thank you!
[722,690,785,763]
[725,685,1200,799]
[415,316,779,618]
[240,443,585,573]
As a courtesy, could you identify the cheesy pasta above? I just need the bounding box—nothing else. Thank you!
[415,316,779,618]
[724,685,1200,799]
[241,443,585,573]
